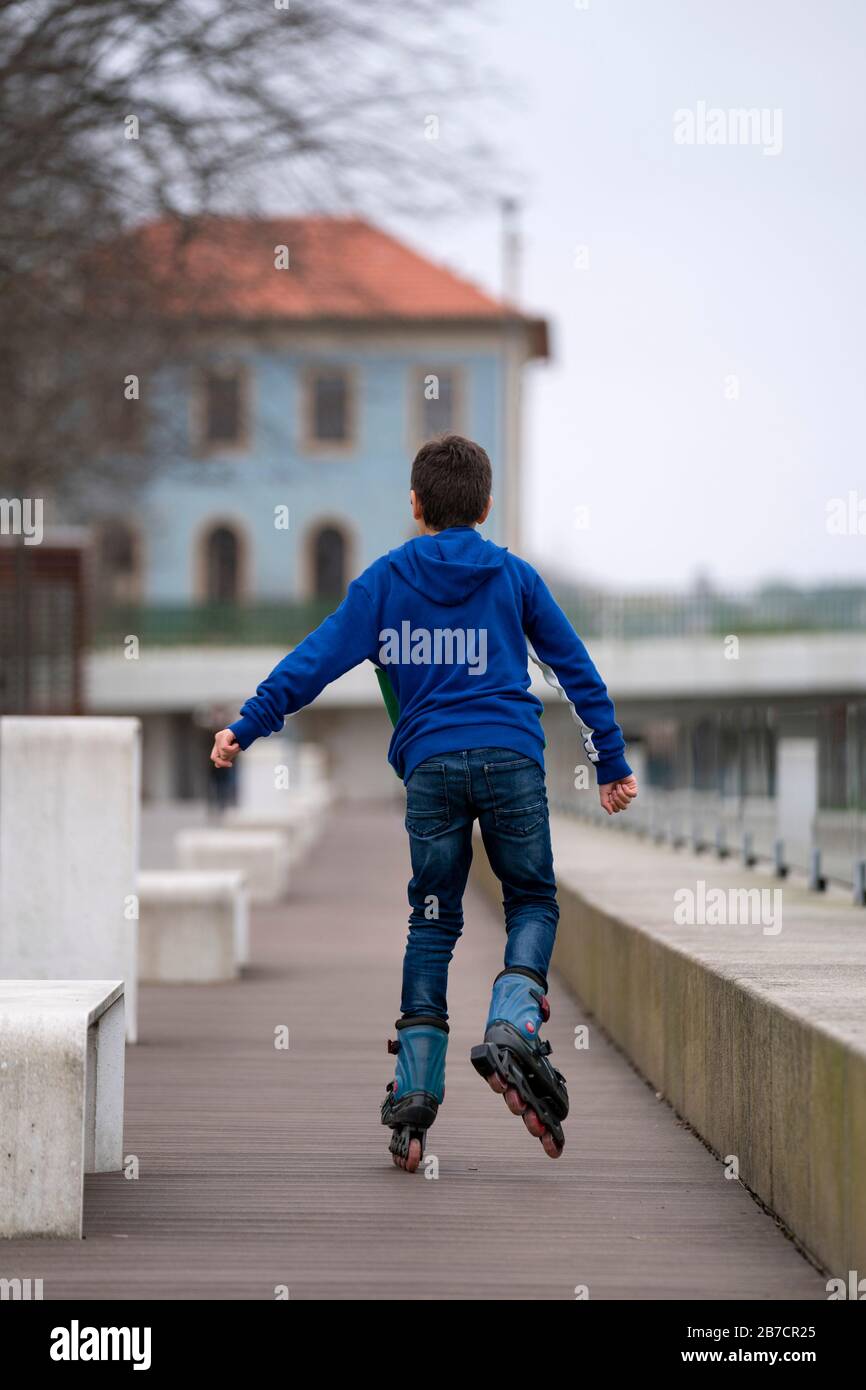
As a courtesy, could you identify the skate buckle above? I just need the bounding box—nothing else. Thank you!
[530,988,551,1023]
[387,1038,400,1055]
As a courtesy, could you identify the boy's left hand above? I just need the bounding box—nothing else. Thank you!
[599,774,638,815]
[210,729,241,769]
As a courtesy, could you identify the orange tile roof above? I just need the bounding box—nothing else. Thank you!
[120,216,545,341]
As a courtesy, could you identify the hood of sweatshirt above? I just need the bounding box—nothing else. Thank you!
[387,527,508,607]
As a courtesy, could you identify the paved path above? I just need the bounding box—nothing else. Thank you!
[1,805,824,1299]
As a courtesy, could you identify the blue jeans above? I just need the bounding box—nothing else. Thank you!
[401,747,559,1020]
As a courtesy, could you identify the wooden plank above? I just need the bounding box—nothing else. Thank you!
[0,805,824,1299]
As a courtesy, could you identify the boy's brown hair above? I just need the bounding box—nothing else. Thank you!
[410,433,492,532]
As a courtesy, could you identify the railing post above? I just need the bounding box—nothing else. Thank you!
[773,839,788,879]
[808,846,827,893]
[853,859,866,907]
[741,831,756,867]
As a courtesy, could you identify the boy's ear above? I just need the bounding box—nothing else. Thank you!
[478,494,493,525]
[410,489,424,523]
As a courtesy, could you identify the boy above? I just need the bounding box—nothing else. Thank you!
[211,434,637,1172]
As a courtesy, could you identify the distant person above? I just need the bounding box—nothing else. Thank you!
[207,756,236,816]
[211,434,636,1172]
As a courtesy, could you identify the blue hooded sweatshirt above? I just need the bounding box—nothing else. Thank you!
[229,527,631,785]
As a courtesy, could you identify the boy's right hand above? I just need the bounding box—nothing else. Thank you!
[210,729,241,769]
[599,774,638,816]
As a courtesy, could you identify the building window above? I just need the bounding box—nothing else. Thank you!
[97,519,139,604]
[204,524,241,603]
[201,367,246,447]
[312,525,347,598]
[306,368,353,447]
[415,367,462,443]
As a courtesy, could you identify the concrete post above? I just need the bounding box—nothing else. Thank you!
[0,717,141,1041]
[776,736,818,878]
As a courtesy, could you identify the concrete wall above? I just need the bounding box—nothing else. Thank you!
[87,633,866,717]
[545,892,866,1278]
[472,823,866,1277]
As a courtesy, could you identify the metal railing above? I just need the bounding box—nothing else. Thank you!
[92,599,335,648]
[91,585,866,648]
[557,586,866,641]
[544,699,866,904]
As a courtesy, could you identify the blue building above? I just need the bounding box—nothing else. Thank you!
[92,216,548,616]
[86,216,549,799]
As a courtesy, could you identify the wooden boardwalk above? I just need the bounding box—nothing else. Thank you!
[1,805,825,1299]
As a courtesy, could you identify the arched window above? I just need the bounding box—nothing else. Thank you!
[98,520,138,604]
[312,526,346,598]
[204,525,241,604]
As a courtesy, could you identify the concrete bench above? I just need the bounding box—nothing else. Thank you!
[0,981,125,1238]
[137,870,248,983]
[175,828,289,903]
[223,801,321,862]
[297,741,327,784]
[0,717,141,1042]
[234,740,331,849]
[295,743,332,806]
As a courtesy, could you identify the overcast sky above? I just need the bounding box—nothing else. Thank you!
[399,0,866,591]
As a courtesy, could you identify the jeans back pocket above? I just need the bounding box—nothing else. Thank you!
[405,762,451,839]
[483,756,546,837]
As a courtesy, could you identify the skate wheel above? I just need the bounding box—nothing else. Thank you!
[541,1130,563,1160]
[390,1135,423,1172]
[523,1107,546,1139]
[484,1071,508,1095]
[504,1085,526,1116]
